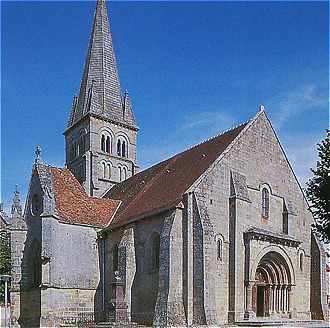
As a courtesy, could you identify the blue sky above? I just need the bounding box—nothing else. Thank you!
[1,1,329,212]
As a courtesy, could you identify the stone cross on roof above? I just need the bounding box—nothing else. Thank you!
[35,145,42,164]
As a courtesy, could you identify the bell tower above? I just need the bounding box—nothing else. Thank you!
[64,0,139,197]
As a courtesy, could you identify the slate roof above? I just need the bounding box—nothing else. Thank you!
[67,0,137,130]
[104,122,247,228]
[51,167,120,227]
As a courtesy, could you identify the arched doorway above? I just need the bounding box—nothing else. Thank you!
[252,252,292,317]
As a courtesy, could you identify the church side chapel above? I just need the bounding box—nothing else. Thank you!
[9,0,328,327]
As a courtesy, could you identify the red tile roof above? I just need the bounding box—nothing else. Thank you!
[51,167,120,227]
[104,123,247,228]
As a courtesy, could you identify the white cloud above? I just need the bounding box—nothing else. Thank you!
[181,111,235,131]
[139,110,237,169]
[282,132,323,187]
[271,84,327,130]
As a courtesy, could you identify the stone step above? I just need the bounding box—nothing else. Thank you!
[234,320,328,327]
[91,322,150,328]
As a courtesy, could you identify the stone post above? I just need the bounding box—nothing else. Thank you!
[110,272,128,323]
[244,281,255,320]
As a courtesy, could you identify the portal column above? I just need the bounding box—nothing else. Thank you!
[283,285,288,313]
[269,285,272,314]
[244,281,256,319]
[272,285,276,314]
[278,285,283,313]
[276,286,280,313]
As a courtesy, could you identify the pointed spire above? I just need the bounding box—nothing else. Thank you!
[11,185,22,216]
[67,95,78,127]
[122,89,136,124]
[67,0,137,129]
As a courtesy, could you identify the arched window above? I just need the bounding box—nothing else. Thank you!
[151,233,160,272]
[117,140,121,156]
[113,244,119,272]
[118,166,127,182]
[118,166,122,182]
[101,135,105,152]
[217,238,223,262]
[72,142,77,158]
[78,131,86,155]
[262,188,269,219]
[116,136,128,157]
[283,208,288,234]
[107,163,112,179]
[106,136,111,153]
[122,167,127,181]
[102,162,106,179]
[122,141,126,157]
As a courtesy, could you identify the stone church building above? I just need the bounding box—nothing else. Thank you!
[9,0,329,327]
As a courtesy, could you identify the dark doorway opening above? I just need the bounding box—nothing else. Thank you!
[256,286,265,317]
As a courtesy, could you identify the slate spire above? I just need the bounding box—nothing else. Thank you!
[67,0,137,128]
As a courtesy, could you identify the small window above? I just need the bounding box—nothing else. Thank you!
[78,132,86,155]
[151,233,160,272]
[113,244,119,272]
[107,163,111,179]
[262,188,269,219]
[106,136,111,153]
[283,211,288,234]
[101,135,105,152]
[122,141,126,157]
[117,140,121,156]
[102,162,106,179]
[122,167,127,181]
[299,252,304,271]
[217,238,223,261]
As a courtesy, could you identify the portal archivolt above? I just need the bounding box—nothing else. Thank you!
[252,251,292,317]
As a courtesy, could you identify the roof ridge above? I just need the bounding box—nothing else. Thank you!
[115,156,180,220]
[104,118,251,194]
[183,118,252,154]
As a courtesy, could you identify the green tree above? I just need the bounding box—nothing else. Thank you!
[306,130,330,243]
[0,231,11,303]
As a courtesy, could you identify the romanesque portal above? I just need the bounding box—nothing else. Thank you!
[253,252,292,318]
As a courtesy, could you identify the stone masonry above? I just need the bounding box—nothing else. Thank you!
[9,1,328,327]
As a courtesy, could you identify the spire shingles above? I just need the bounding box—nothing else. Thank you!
[67,0,137,129]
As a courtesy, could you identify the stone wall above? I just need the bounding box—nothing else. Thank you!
[190,111,315,322]
[310,234,329,321]
[65,115,138,197]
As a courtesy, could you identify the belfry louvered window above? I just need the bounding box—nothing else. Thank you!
[262,188,269,219]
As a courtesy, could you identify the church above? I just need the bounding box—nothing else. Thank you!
[9,0,329,327]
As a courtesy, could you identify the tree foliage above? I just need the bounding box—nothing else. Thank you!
[0,231,11,303]
[306,130,330,243]
[0,232,10,275]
